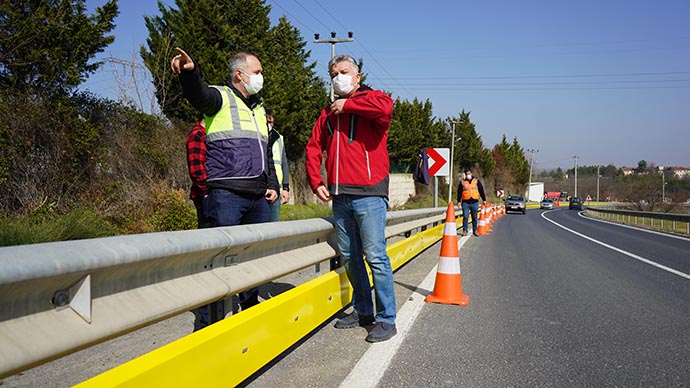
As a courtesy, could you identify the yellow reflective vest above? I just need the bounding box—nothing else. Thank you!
[204,86,269,182]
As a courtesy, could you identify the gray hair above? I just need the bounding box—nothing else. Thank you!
[229,52,256,77]
[328,54,359,73]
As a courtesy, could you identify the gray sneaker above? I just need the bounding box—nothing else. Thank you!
[365,322,397,343]
[335,311,375,329]
[460,230,468,236]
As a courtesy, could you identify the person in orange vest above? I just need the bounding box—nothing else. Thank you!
[456,167,487,236]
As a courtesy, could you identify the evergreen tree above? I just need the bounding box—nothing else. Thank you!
[142,0,271,122]
[490,134,528,192]
[262,16,327,161]
[510,137,529,184]
[479,148,495,178]
[388,98,444,172]
[453,111,484,171]
[0,0,118,97]
[142,0,326,157]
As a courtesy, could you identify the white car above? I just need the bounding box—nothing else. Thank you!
[540,198,555,210]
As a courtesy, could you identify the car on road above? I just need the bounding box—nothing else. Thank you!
[569,197,583,210]
[540,198,555,210]
[505,194,526,214]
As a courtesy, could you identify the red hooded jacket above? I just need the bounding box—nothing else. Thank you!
[306,85,393,197]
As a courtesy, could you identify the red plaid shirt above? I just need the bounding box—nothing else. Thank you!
[185,121,207,199]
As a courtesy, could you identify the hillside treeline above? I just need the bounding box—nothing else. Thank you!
[539,164,690,210]
[0,0,534,240]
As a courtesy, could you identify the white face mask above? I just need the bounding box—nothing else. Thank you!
[466,174,472,180]
[241,70,264,95]
[332,74,354,96]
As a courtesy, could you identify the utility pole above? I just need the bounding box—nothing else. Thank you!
[448,121,461,204]
[573,155,579,198]
[662,170,666,204]
[104,55,156,115]
[314,31,354,101]
[527,149,539,200]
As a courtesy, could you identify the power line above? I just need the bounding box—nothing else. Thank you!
[381,79,690,87]
[309,0,413,99]
[401,85,690,92]
[269,1,314,33]
[374,71,690,80]
[291,0,332,32]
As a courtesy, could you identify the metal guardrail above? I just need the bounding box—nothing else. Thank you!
[0,207,448,379]
[585,206,690,234]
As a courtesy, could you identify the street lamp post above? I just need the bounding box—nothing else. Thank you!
[448,121,459,204]
[314,31,354,101]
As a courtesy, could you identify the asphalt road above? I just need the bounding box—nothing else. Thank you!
[382,208,690,387]
[4,208,689,387]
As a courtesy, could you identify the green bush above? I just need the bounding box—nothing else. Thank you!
[145,188,197,232]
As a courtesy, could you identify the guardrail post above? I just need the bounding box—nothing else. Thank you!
[212,299,234,324]
[330,255,341,271]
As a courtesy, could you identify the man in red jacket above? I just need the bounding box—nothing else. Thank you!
[306,54,396,343]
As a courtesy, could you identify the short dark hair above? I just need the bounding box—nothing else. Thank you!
[464,168,472,173]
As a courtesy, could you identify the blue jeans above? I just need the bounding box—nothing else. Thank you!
[268,198,281,222]
[333,195,396,325]
[205,188,269,227]
[193,189,268,330]
[461,201,479,233]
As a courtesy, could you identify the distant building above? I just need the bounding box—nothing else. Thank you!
[621,167,635,176]
[668,166,690,179]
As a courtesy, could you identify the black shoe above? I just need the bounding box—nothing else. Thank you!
[335,311,375,329]
[365,322,397,343]
[473,231,479,236]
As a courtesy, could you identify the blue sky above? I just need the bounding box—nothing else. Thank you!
[84,0,690,170]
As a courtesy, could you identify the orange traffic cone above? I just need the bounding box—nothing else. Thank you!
[425,202,470,306]
[486,203,494,233]
[477,205,487,235]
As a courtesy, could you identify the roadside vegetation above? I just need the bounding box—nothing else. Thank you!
[1,1,687,247]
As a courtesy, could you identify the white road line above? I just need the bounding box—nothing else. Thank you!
[578,211,690,242]
[339,235,472,388]
[541,212,690,280]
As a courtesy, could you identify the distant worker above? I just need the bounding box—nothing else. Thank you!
[457,167,487,236]
[266,109,290,221]
[172,48,279,329]
[306,54,397,343]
